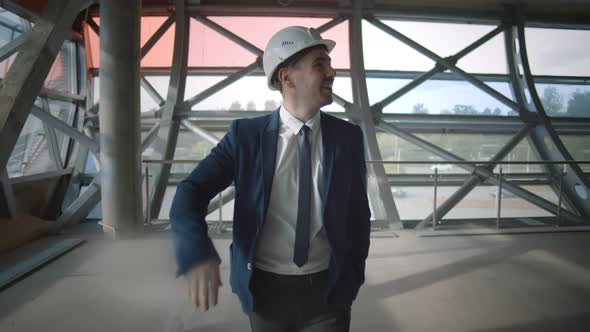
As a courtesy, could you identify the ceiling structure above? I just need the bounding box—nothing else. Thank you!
[8,0,590,28]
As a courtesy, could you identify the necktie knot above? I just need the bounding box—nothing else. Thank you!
[299,125,310,136]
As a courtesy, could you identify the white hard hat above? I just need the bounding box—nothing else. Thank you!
[263,26,336,90]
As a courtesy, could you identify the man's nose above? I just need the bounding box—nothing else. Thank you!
[327,64,336,78]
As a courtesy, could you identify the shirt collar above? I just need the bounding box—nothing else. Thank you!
[279,105,321,136]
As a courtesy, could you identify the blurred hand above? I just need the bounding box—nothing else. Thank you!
[185,258,222,311]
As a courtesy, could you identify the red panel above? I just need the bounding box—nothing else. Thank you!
[86,16,350,69]
[87,17,176,68]
[209,16,349,69]
[141,17,174,67]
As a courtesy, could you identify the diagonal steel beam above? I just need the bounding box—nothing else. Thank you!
[332,92,351,108]
[150,0,190,219]
[181,119,219,145]
[0,0,87,172]
[316,16,346,34]
[141,76,165,106]
[0,32,28,63]
[182,61,259,109]
[372,24,506,111]
[504,6,590,219]
[180,119,237,214]
[86,16,100,36]
[377,120,584,224]
[0,168,16,218]
[53,172,101,231]
[31,105,99,154]
[350,0,401,228]
[141,14,174,60]
[191,14,263,57]
[40,97,64,170]
[43,124,64,169]
[141,122,160,153]
[367,16,519,111]
[417,123,534,228]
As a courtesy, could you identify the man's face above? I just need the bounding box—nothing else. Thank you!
[289,46,336,109]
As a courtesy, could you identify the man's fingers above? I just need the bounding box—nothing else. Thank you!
[190,277,199,308]
[210,277,219,306]
[199,274,209,311]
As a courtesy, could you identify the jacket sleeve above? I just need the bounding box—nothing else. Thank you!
[348,125,371,283]
[170,120,238,277]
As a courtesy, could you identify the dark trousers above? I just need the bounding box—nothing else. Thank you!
[249,268,351,332]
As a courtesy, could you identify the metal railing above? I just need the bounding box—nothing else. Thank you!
[142,159,590,234]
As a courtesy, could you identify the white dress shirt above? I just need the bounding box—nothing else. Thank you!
[254,106,332,275]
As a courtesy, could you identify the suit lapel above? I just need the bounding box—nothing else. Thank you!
[320,112,335,218]
[260,108,280,226]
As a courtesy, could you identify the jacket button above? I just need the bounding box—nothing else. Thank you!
[247,263,252,271]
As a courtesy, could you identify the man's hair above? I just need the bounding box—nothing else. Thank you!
[270,45,328,92]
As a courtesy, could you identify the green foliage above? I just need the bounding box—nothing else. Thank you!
[412,102,428,114]
[565,90,590,117]
[541,86,564,115]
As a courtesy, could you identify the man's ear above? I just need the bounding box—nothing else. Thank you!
[277,67,295,89]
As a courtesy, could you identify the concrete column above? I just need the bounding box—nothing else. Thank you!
[98,0,142,235]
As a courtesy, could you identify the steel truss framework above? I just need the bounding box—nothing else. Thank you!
[0,0,588,233]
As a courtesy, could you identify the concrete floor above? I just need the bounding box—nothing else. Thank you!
[0,223,589,332]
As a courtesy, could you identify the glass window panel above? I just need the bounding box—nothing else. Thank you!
[457,32,507,74]
[559,135,590,172]
[141,75,170,112]
[0,6,29,79]
[188,18,257,67]
[210,17,349,69]
[0,26,19,78]
[89,17,175,68]
[368,78,514,115]
[363,20,432,72]
[141,17,174,67]
[79,185,101,219]
[188,75,347,112]
[44,41,76,93]
[0,7,28,29]
[526,27,590,77]
[378,132,543,175]
[7,114,56,177]
[157,185,234,221]
[393,185,558,221]
[443,185,557,220]
[48,98,76,164]
[377,132,470,175]
[536,83,590,118]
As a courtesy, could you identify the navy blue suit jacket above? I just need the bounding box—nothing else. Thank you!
[170,109,371,314]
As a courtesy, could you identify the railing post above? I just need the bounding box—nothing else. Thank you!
[432,167,438,230]
[145,163,151,225]
[496,166,503,229]
[557,163,565,226]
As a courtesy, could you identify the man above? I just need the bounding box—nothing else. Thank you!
[170,26,371,332]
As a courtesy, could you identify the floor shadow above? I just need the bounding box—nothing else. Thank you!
[468,311,590,332]
[364,243,532,300]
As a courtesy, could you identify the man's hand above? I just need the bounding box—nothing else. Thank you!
[186,258,222,311]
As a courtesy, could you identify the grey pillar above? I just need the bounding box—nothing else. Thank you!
[98,0,143,234]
